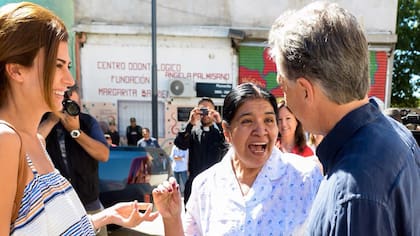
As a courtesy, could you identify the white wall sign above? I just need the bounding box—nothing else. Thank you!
[80,44,234,102]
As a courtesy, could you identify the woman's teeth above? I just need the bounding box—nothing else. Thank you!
[249,143,267,153]
[54,90,65,96]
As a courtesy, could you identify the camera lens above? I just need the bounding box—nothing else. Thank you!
[62,99,80,116]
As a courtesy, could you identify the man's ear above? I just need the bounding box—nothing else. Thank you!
[5,63,23,82]
[297,77,315,104]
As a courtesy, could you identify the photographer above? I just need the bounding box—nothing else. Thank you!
[38,85,110,236]
[174,97,227,205]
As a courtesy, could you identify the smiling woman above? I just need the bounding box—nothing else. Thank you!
[0,2,157,235]
[276,100,314,157]
[152,83,323,235]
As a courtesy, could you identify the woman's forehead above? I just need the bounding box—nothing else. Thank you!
[235,99,275,116]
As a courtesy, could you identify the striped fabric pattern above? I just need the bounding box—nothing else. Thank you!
[10,155,95,235]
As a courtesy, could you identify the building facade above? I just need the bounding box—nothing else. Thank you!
[53,0,397,149]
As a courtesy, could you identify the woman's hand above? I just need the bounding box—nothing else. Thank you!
[152,177,182,219]
[152,177,184,236]
[108,201,158,228]
[91,201,159,229]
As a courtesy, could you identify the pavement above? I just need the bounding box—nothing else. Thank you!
[109,215,165,236]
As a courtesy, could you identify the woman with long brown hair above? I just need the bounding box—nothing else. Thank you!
[0,2,157,235]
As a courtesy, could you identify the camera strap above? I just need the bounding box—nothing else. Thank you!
[56,126,72,177]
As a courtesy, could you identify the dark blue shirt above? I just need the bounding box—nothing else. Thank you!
[306,102,420,235]
[45,113,107,209]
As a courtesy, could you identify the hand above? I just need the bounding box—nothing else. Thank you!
[208,108,222,123]
[188,107,201,126]
[152,177,182,219]
[59,112,81,132]
[105,201,159,228]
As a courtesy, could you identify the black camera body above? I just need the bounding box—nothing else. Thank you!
[62,91,80,116]
[200,107,209,116]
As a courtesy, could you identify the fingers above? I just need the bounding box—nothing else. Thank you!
[153,177,179,194]
[146,211,160,221]
[128,200,138,219]
[136,202,153,211]
[169,177,180,195]
[142,206,159,221]
[133,201,158,225]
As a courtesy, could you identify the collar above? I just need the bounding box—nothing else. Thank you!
[220,147,287,181]
[317,101,381,175]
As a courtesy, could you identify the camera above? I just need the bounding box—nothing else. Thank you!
[200,107,209,116]
[402,113,420,125]
[62,90,80,116]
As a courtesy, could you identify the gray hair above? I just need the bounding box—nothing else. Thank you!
[268,1,369,104]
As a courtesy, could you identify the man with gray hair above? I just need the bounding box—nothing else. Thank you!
[269,1,419,235]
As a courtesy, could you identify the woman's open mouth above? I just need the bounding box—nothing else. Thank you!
[248,143,267,153]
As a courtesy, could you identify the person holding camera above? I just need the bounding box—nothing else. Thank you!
[39,85,110,236]
[174,97,227,205]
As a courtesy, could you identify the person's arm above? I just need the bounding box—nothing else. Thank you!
[154,138,160,148]
[169,146,175,161]
[175,107,203,150]
[61,114,109,162]
[152,177,184,236]
[115,133,120,146]
[333,199,395,235]
[0,129,21,235]
[73,130,109,162]
[137,126,143,140]
[89,201,159,231]
[212,110,225,143]
[38,112,60,138]
[174,123,193,150]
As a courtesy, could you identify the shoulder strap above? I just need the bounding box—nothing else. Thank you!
[0,121,27,224]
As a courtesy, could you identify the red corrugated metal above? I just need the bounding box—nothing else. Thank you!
[239,47,388,102]
[369,51,387,102]
[238,46,283,97]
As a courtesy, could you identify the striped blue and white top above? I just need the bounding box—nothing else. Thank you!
[10,155,95,235]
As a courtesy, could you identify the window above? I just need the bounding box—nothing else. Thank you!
[118,100,165,138]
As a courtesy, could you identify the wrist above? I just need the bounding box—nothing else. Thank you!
[70,129,82,139]
[87,215,100,233]
[162,215,183,234]
[88,210,112,231]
